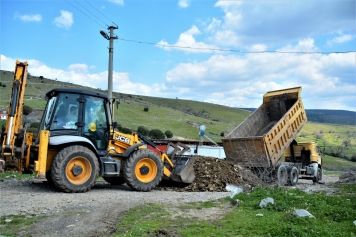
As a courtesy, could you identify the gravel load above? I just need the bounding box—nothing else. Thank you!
[156,156,263,192]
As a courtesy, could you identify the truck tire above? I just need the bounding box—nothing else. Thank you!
[103,176,125,185]
[314,167,322,183]
[123,149,163,191]
[288,167,299,186]
[277,165,287,186]
[51,145,99,193]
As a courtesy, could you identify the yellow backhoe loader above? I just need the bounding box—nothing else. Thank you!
[0,61,195,192]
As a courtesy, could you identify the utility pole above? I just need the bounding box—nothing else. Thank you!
[100,25,118,102]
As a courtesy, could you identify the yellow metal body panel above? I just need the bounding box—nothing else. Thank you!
[35,130,50,179]
[222,86,307,168]
[284,142,321,164]
[2,61,28,151]
[25,132,33,168]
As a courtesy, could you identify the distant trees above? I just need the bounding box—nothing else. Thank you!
[137,126,149,136]
[164,130,173,138]
[149,129,165,139]
[23,105,33,115]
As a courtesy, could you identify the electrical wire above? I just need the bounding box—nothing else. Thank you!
[84,0,117,27]
[73,0,109,27]
[64,0,107,29]
[118,38,356,54]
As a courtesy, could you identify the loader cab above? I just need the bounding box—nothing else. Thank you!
[37,88,112,151]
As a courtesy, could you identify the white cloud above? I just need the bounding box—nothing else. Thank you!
[0,55,164,97]
[157,25,217,53]
[162,39,356,110]
[327,34,354,46]
[14,13,42,22]
[108,0,124,6]
[68,64,89,73]
[53,10,73,29]
[178,0,191,8]
[208,0,356,48]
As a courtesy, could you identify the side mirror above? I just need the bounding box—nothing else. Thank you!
[113,121,118,129]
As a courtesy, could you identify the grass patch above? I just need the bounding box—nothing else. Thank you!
[0,214,44,236]
[0,171,35,180]
[113,185,356,237]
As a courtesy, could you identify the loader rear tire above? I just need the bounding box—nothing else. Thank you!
[123,149,163,191]
[277,165,287,186]
[103,176,125,185]
[51,145,99,193]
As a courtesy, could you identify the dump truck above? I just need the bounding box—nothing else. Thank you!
[0,61,195,192]
[222,87,322,186]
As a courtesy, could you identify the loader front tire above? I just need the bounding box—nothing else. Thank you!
[123,149,163,191]
[51,145,99,193]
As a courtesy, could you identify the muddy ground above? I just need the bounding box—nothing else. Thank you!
[0,157,343,237]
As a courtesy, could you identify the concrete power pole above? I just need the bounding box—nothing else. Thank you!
[100,25,118,102]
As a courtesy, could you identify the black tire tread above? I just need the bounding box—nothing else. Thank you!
[51,145,99,193]
[123,149,163,191]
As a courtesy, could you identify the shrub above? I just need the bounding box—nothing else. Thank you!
[143,107,149,112]
[137,126,149,136]
[220,132,224,137]
[2,84,6,87]
[149,129,165,139]
[164,130,173,138]
[29,122,41,128]
[351,154,356,162]
[119,127,132,134]
[23,105,33,115]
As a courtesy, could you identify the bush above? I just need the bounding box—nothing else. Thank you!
[164,130,173,138]
[29,122,41,128]
[149,129,165,139]
[351,154,356,162]
[143,107,149,112]
[23,105,33,115]
[119,127,132,134]
[137,126,149,136]
[2,84,6,87]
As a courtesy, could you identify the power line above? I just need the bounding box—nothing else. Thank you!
[118,38,356,55]
[64,0,107,29]
[84,0,117,27]
[73,0,109,27]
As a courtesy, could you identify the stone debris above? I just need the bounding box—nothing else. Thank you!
[259,197,274,208]
[226,184,243,198]
[294,209,315,218]
[156,156,263,192]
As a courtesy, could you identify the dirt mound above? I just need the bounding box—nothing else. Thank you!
[339,168,356,183]
[156,156,262,192]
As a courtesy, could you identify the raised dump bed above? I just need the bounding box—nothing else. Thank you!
[222,87,307,168]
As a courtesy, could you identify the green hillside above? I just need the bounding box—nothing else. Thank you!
[1,69,355,166]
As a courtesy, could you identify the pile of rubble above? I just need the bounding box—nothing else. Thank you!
[339,168,356,183]
[156,156,263,192]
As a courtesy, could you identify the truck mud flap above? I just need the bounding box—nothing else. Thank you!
[170,156,195,183]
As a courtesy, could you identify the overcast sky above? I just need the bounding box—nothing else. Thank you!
[1,0,355,111]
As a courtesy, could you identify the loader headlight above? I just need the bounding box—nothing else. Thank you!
[89,122,96,132]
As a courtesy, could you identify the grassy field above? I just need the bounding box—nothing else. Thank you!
[113,184,356,237]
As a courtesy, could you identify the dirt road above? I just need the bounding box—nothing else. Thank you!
[0,179,230,237]
[0,174,339,237]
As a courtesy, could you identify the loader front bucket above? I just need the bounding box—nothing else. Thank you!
[170,156,196,183]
